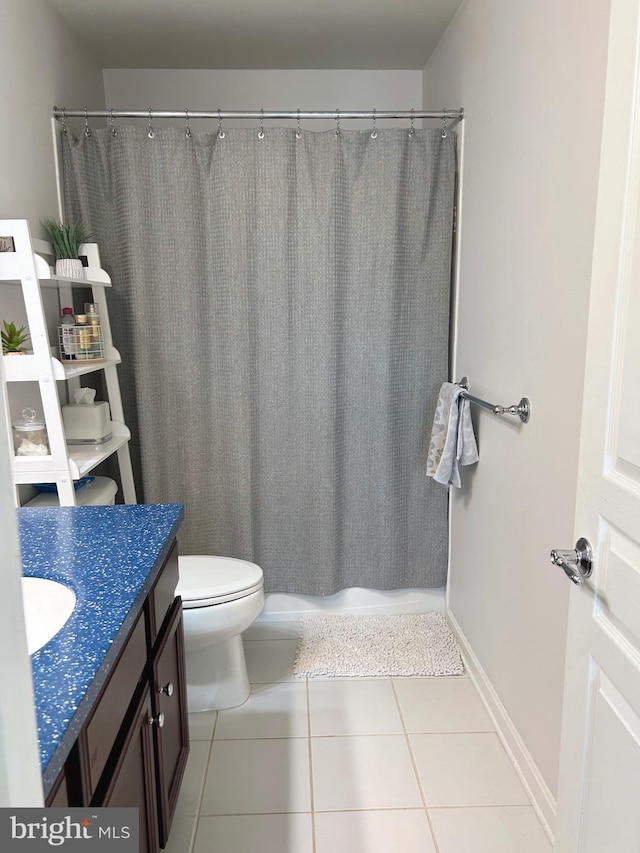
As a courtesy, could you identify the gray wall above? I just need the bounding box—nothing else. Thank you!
[423,0,611,810]
[0,0,106,424]
[102,68,423,132]
[0,0,106,803]
[0,0,106,222]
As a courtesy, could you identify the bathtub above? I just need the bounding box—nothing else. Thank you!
[256,587,445,621]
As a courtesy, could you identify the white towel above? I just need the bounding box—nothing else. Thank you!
[426,382,479,487]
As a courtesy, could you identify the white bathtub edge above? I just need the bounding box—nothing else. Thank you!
[255,587,445,621]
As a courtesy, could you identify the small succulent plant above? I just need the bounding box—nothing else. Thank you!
[2,320,30,354]
[41,219,92,260]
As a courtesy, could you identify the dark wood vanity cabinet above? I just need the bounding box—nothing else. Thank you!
[150,597,189,848]
[101,685,160,853]
[46,541,189,853]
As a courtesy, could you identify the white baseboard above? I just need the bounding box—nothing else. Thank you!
[447,609,556,842]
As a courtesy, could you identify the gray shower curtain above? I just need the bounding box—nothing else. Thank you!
[61,125,455,594]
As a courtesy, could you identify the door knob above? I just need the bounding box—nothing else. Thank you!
[158,682,174,697]
[550,537,593,585]
[149,712,165,728]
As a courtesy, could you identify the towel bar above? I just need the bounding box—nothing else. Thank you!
[458,377,530,423]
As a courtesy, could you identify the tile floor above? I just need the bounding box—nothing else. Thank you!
[165,621,552,853]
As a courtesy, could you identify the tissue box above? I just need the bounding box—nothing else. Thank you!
[62,401,112,445]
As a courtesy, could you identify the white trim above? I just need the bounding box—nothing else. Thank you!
[445,119,466,618]
[447,607,556,843]
[0,359,43,806]
[51,116,64,222]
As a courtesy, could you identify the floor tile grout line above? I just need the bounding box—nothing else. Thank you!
[426,803,535,811]
[311,729,496,737]
[189,814,199,853]
[190,803,535,817]
[203,731,502,743]
[196,812,310,820]
[306,678,317,853]
[313,806,438,814]
[189,716,219,744]
[190,711,218,852]
[200,713,219,809]
[213,733,310,741]
[390,678,442,853]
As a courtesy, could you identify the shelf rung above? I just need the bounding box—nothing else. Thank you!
[4,349,122,382]
[12,424,131,483]
[2,353,41,381]
[33,254,112,287]
[67,423,131,479]
[39,274,112,288]
[52,347,122,380]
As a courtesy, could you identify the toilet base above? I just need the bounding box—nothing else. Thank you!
[185,634,251,712]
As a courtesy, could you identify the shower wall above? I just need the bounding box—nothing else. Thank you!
[423,0,610,817]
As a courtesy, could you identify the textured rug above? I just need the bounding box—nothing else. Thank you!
[294,613,464,678]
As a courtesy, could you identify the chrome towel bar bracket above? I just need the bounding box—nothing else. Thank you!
[458,377,531,423]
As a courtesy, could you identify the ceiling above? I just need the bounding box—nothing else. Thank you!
[47,0,463,70]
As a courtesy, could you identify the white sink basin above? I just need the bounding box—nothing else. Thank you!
[21,577,76,655]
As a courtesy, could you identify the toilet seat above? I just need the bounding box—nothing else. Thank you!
[177,555,264,609]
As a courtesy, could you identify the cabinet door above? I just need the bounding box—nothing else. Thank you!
[147,541,179,648]
[100,684,159,853]
[84,614,148,800]
[151,597,189,848]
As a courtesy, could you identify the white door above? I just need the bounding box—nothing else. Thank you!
[553,0,640,850]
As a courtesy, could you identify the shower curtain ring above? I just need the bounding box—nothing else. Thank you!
[409,108,415,138]
[147,108,155,139]
[335,108,341,137]
[371,108,378,139]
[110,108,118,137]
[441,109,448,139]
[217,108,225,139]
[84,107,92,138]
[60,107,68,136]
[258,108,265,139]
[185,108,192,139]
[296,108,302,140]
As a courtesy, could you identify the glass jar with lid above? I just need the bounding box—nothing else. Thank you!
[12,408,50,456]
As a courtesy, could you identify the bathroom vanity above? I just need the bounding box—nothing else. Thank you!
[18,503,188,853]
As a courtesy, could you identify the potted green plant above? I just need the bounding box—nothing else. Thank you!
[41,218,92,279]
[2,320,30,355]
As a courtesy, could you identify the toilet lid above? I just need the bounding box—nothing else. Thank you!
[177,555,263,607]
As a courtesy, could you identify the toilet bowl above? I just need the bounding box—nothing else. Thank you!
[177,555,264,712]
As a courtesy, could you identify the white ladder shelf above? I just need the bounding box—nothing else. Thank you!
[0,218,136,506]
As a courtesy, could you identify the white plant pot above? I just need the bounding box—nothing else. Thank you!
[55,258,84,279]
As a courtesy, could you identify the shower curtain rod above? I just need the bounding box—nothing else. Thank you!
[53,107,464,122]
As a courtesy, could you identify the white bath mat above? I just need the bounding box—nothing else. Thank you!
[294,613,464,678]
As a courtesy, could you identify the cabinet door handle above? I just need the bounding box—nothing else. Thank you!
[158,682,174,697]
[149,712,165,728]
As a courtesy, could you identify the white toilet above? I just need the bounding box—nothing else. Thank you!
[176,555,265,712]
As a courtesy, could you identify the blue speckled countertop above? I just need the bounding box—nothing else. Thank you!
[17,503,184,798]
